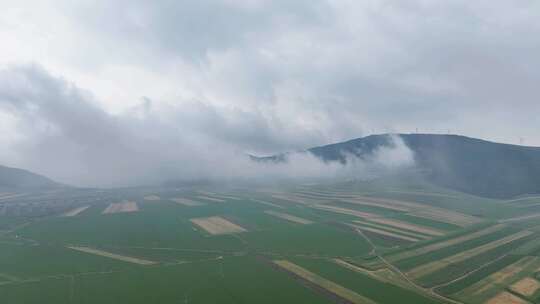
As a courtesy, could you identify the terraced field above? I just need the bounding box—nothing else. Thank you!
[1,182,539,303]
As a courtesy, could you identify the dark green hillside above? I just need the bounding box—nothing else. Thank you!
[0,165,60,189]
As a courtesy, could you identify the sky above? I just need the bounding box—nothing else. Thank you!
[0,0,539,186]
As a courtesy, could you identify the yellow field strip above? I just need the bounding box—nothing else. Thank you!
[190,216,247,235]
[386,224,506,263]
[264,210,313,224]
[62,205,90,217]
[68,246,157,265]
[454,256,540,300]
[352,224,420,242]
[353,220,432,240]
[310,204,378,218]
[273,260,377,304]
[408,230,533,279]
[407,209,481,227]
[367,218,445,237]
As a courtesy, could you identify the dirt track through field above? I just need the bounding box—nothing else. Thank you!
[68,246,157,265]
[62,206,90,217]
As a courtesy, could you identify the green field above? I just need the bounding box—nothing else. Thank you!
[1,181,539,303]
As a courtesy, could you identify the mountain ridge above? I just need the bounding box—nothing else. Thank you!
[255,133,540,199]
[0,165,61,190]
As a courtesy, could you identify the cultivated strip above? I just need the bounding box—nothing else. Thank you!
[102,201,139,214]
[352,224,420,242]
[385,224,506,263]
[500,213,540,223]
[68,246,157,265]
[273,260,377,304]
[62,205,90,217]
[407,230,533,279]
[455,256,540,299]
[311,204,378,218]
[197,196,226,203]
[264,210,313,224]
[510,277,540,297]
[353,220,433,240]
[250,199,284,209]
[367,218,445,237]
[171,198,204,206]
[485,291,530,304]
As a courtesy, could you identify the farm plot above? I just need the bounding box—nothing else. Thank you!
[171,197,204,206]
[61,205,90,217]
[353,220,432,240]
[264,210,313,225]
[452,256,540,303]
[339,198,410,212]
[102,201,139,214]
[273,260,377,304]
[250,199,284,209]
[406,208,481,227]
[288,257,441,304]
[367,217,445,237]
[407,230,533,280]
[68,246,157,265]
[351,223,421,242]
[485,291,529,304]
[510,277,540,297]
[385,224,506,264]
[310,204,378,218]
[190,216,247,235]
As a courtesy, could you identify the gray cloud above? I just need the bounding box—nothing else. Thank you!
[0,1,540,185]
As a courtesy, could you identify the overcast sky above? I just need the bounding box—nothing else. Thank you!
[1,1,539,186]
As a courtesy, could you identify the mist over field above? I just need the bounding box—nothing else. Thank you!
[0,65,414,186]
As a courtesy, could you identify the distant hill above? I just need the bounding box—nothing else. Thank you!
[0,165,61,190]
[256,134,540,199]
